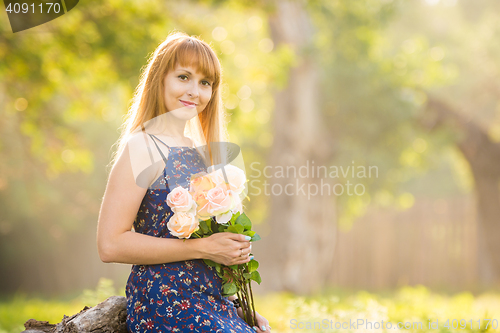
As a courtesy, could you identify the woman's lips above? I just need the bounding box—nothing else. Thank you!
[180,100,197,107]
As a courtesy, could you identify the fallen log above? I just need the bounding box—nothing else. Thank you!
[21,296,127,333]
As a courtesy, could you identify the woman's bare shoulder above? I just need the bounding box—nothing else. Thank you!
[126,131,170,156]
[122,131,169,189]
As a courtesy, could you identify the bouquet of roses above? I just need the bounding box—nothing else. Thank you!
[165,164,261,327]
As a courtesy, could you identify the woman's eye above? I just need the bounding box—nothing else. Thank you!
[178,75,188,80]
[202,81,212,86]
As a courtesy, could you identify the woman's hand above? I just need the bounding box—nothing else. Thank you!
[200,232,252,266]
[236,308,271,332]
[252,312,271,332]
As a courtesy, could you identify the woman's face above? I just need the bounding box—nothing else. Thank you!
[163,64,213,120]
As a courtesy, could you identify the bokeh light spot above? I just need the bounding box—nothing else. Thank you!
[15,98,28,111]
[212,27,228,41]
[258,38,274,53]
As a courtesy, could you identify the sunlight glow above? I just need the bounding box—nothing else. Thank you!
[424,0,440,5]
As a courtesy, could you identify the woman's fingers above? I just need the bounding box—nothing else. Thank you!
[256,324,270,332]
[231,248,253,265]
[252,312,270,332]
[238,244,252,256]
[205,232,253,265]
[220,232,251,249]
[226,232,251,261]
[225,232,251,243]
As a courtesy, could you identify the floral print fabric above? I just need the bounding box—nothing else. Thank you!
[125,135,254,332]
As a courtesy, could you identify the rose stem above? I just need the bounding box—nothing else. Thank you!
[247,273,257,326]
[239,268,254,326]
[237,272,250,324]
[236,277,249,324]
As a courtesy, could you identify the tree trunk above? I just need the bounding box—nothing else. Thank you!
[423,95,500,287]
[256,0,337,294]
[21,296,127,333]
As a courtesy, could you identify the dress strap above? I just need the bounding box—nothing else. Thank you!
[151,134,195,149]
[140,126,168,187]
[150,134,170,149]
[149,134,170,148]
[148,134,169,163]
[140,125,155,166]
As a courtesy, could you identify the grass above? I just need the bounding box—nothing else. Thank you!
[0,278,125,333]
[1,280,499,333]
[255,285,500,332]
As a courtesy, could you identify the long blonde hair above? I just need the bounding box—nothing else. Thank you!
[109,31,228,172]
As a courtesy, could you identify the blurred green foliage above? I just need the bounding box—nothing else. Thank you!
[305,0,500,230]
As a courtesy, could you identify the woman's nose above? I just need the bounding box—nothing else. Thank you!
[187,81,199,98]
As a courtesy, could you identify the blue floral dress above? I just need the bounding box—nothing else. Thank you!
[125,134,254,333]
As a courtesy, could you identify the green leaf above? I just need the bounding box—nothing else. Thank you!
[243,272,252,279]
[235,213,252,231]
[210,218,223,233]
[230,211,241,224]
[251,233,261,242]
[250,271,262,284]
[228,264,239,270]
[243,230,255,237]
[203,259,217,267]
[200,220,209,234]
[227,224,244,234]
[203,259,222,276]
[247,259,259,273]
[222,282,238,296]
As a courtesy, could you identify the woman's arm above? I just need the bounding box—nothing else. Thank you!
[96,138,252,266]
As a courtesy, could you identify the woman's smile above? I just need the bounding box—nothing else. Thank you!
[180,99,197,107]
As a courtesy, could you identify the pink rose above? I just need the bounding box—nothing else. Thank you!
[206,185,237,224]
[167,212,199,239]
[167,186,196,214]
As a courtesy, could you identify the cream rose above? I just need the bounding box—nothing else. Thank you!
[189,174,216,221]
[167,186,196,214]
[192,190,211,221]
[206,168,224,186]
[167,212,199,239]
[208,165,246,195]
[231,194,243,215]
[190,173,216,193]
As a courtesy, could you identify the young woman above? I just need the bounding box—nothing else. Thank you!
[96,31,271,332]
